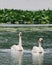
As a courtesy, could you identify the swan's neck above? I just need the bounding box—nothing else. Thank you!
[19,36,22,46]
[39,42,41,47]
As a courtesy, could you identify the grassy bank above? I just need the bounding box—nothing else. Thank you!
[0,26,52,32]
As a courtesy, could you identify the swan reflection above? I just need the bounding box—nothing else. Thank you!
[11,50,23,65]
[32,53,44,65]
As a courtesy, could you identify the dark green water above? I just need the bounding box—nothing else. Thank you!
[0,27,52,65]
[0,30,52,49]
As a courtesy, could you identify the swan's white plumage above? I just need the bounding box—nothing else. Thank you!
[32,46,44,53]
[32,38,44,53]
[11,45,23,51]
[11,32,23,51]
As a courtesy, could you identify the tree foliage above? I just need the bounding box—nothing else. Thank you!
[0,9,52,24]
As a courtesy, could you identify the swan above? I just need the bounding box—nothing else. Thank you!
[11,32,23,51]
[32,38,44,53]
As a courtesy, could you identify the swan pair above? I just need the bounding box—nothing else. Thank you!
[11,32,44,53]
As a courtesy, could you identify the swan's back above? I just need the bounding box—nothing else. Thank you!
[32,46,44,53]
[32,46,39,53]
[11,45,18,51]
[11,45,23,51]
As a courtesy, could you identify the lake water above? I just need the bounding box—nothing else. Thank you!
[0,49,52,65]
[0,26,52,65]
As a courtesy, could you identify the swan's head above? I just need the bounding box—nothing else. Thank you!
[38,38,43,43]
[19,32,22,36]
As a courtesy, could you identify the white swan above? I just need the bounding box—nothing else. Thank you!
[32,38,44,53]
[11,32,23,51]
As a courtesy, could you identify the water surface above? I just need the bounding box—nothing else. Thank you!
[0,26,52,65]
[0,49,52,65]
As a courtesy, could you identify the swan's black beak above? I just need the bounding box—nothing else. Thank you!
[41,40,43,43]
